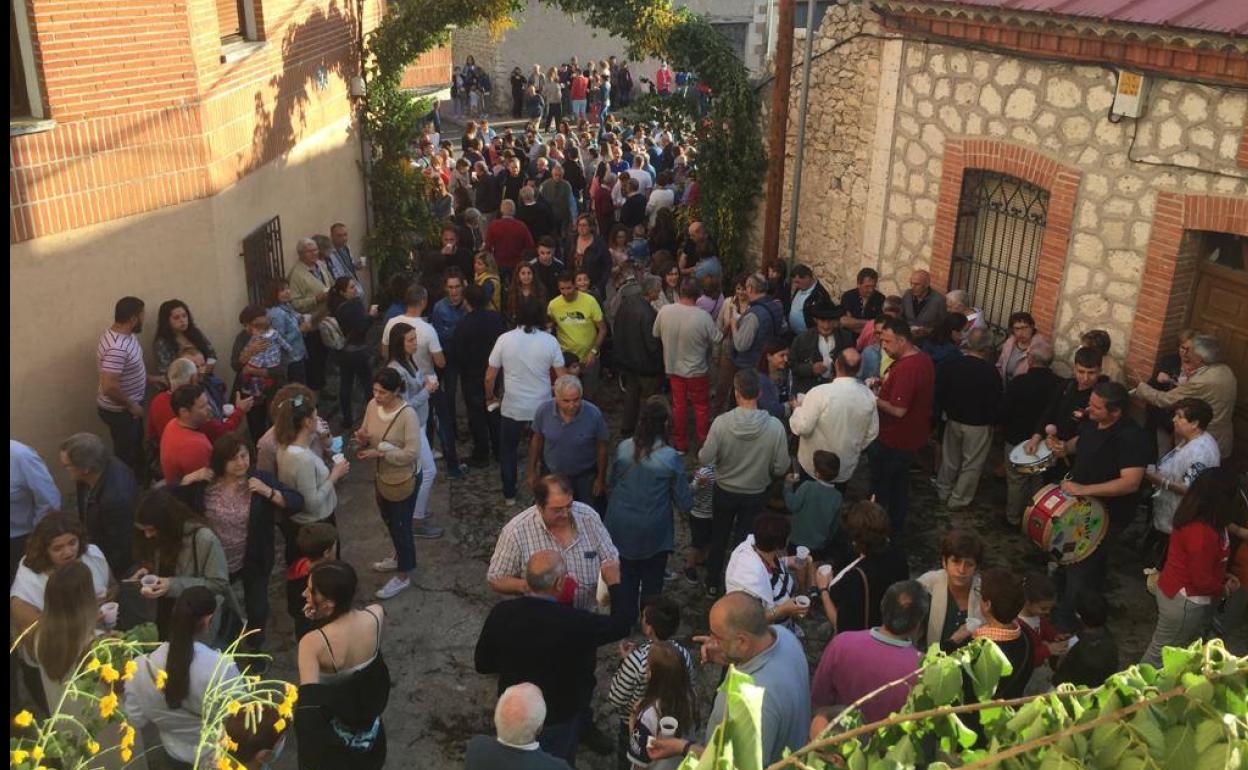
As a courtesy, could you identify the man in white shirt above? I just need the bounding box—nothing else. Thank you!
[381,285,445,374]
[485,301,567,505]
[789,349,879,486]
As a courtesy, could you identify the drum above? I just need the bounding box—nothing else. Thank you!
[1009,442,1055,476]
[1023,484,1108,565]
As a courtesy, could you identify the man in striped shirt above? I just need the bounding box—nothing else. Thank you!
[97,296,148,479]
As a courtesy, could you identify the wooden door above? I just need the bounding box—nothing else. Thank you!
[1189,259,1248,460]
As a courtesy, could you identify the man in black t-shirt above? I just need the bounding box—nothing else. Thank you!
[1023,346,1106,483]
[1049,381,1150,629]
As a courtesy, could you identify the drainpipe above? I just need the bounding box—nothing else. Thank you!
[785,0,818,273]
[761,0,795,268]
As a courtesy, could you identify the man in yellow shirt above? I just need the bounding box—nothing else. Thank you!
[547,272,607,399]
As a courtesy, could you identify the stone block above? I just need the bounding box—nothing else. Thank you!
[1071,232,1104,265]
[905,141,928,167]
[1035,110,1057,130]
[1060,116,1091,142]
[899,114,920,137]
[955,81,979,106]
[1190,126,1215,150]
[1076,293,1109,320]
[1094,118,1123,147]
[1183,174,1210,192]
[1107,249,1142,281]
[1178,91,1209,122]
[930,54,946,75]
[973,60,990,80]
[1086,85,1114,113]
[901,219,925,246]
[1157,118,1184,150]
[921,124,944,153]
[1221,134,1242,161]
[1101,220,1127,248]
[1044,78,1082,109]
[1011,125,1039,145]
[966,113,983,134]
[994,60,1020,87]
[989,120,1007,137]
[1024,67,1042,85]
[1077,147,1100,166]
[950,53,969,74]
[1104,197,1135,217]
[1174,151,1202,168]
[1090,272,1107,291]
[915,198,936,221]
[1065,263,1089,291]
[1078,205,1099,229]
[1215,94,1247,128]
[1132,222,1151,249]
[906,46,925,69]
[979,84,1002,114]
[1005,89,1038,121]
[938,104,963,133]
[934,78,951,100]
[908,173,926,195]
[1115,175,1144,195]
[1111,302,1134,326]
[910,72,932,96]
[917,100,934,118]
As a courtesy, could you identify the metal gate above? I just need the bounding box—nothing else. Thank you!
[242,215,284,306]
[949,170,1049,338]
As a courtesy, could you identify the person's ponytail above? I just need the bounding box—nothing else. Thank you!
[164,586,217,710]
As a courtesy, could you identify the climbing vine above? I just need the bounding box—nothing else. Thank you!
[682,639,1248,770]
[361,0,764,276]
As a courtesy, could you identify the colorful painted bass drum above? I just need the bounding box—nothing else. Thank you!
[1023,484,1108,565]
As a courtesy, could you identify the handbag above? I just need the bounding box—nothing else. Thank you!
[374,406,417,502]
[319,317,347,350]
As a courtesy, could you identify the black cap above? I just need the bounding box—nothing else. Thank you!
[808,303,842,321]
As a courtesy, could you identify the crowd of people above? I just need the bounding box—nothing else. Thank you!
[8,55,1248,770]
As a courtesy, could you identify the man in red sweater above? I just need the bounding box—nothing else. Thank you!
[148,356,252,444]
[867,317,934,538]
[485,199,535,282]
[159,383,216,485]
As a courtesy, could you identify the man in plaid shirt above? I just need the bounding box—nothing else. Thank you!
[487,474,619,611]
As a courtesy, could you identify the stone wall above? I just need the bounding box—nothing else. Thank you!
[758,1,1248,369]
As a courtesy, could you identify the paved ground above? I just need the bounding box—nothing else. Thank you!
[259,365,1161,770]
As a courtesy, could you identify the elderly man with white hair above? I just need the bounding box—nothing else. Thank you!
[1131,333,1238,458]
[528,375,610,508]
[286,235,334,391]
[59,432,139,579]
[464,683,573,770]
[146,357,251,446]
[944,289,985,339]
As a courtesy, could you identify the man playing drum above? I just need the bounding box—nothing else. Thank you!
[1047,382,1151,630]
[1022,346,1106,482]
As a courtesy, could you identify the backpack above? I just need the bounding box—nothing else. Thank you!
[319,317,346,350]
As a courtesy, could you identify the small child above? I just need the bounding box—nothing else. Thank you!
[562,351,582,380]
[627,224,650,268]
[1052,591,1120,688]
[684,466,715,583]
[239,305,291,397]
[606,598,693,768]
[783,451,843,559]
[970,568,1035,699]
[1018,572,1065,669]
[285,522,338,641]
[627,641,697,770]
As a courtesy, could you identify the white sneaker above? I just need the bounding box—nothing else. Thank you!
[372,557,398,573]
[375,576,410,600]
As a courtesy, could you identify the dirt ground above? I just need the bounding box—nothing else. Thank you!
[257,367,1163,770]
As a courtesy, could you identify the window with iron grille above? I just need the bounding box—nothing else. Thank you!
[242,216,284,306]
[950,170,1049,339]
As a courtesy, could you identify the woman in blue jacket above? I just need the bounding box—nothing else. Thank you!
[605,398,693,627]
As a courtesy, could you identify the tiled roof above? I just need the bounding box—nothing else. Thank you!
[915,0,1248,36]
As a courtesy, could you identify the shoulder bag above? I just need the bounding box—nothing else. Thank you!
[374,406,417,502]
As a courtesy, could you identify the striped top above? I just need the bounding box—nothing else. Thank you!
[606,640,695,720]
[96,328,147,411]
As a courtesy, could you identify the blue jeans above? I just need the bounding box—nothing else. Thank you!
[499,415,529,499]
[707,488,767,590]
[377,478,420,573]
[433,363,461,467]
[868,440,914,538]
[337,348,372,426]
[619,551,669,629]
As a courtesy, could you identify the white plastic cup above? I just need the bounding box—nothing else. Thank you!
[659,716,679,737]
[487,401,500,412]
[426,373,439,387]
[100,601,119,628]
[794,595,811,609]
[223,404,235,417]
[332,453,347,467]
[795,546,810,565]
[818,564,833,579]
[140,574,159,588]
[370,304,379,315]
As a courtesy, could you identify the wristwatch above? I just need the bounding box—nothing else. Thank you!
[591,347,599,355]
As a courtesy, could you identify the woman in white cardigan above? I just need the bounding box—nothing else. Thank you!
[916,529,985,650]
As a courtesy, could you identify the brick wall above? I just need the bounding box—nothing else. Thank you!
[1125,194,1248,375]
[10,0,448,244]
[929,138,1081,337]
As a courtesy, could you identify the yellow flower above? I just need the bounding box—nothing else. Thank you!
[85,657,101,673]
[226,700,242,717]
[273,718,287,733]
[99,663,120,684]
[277,700,294,720]
[284,682,298,701]
[30,746,44,761]
[99,692,119,719]
[122,660,138,682]
[13,710,34,728]
[216,758,232,770]
[120,723,136,749]
[155,669,168,690]
[120,747,133,763]
[221,737,239,753]
[12,749,29,764]
[86,739,101,755]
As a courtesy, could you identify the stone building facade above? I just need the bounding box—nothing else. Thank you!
[756,0,1247,405]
